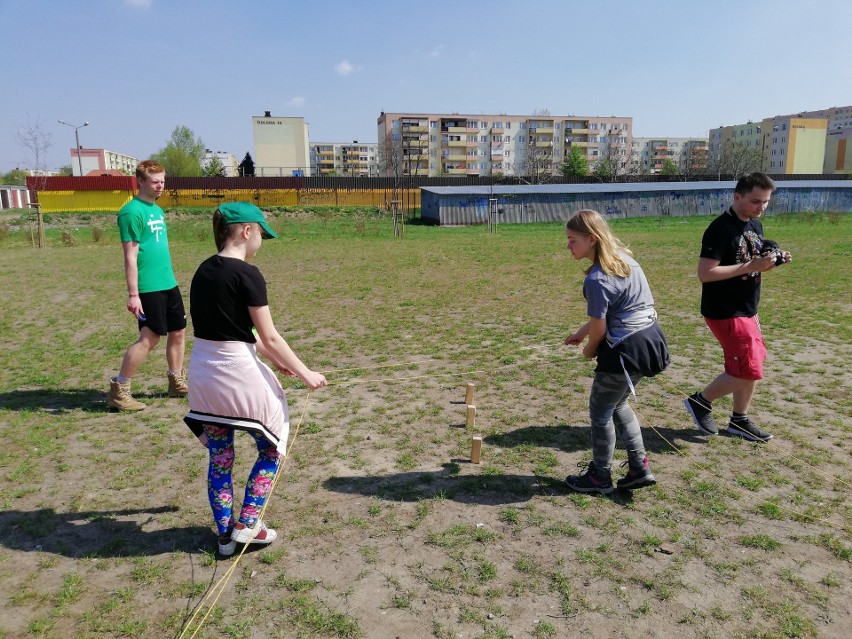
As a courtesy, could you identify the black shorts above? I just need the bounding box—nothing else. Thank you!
[138,286,187,336]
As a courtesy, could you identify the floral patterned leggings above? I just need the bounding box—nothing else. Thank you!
[203,424,282,536]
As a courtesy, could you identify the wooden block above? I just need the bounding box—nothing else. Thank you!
[471,436,482,464]
[465,382,475,405]
[466,404,476,428]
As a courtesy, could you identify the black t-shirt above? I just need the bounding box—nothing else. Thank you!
[190,255,269,342]
[699,208,764,319]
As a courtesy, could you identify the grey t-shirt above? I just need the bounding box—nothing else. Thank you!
[584,253,657,345]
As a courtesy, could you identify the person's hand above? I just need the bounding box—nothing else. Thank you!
[781,251,792,264]
[127,294,144,317]
[276,365,297,378]
[564,331,584,346]
[750,253,779,272]
[301,370,327,390]
[582,343,598,358]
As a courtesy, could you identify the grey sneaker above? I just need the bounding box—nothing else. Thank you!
[684,393,718,435]
[727,417,772,442]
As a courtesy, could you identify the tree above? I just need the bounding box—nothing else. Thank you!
[677,142,707,181]
[593,131,637,182]
[521,129,556,184]
[238,152,255,177]
[660,158,679,176]
[57,165,73,176]
[378,131,403,178]
[151,125,205,176]
[1,168,28,185]
[706,140,765,179]
[561,146,588,177]
[203,154,226,177]
[16,117,53,176]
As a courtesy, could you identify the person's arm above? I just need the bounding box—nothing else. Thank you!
[249,305,327,389]
[564,321,590,345]
[122,241,144,317]
[582,317,607,358]
[697,254,778,283]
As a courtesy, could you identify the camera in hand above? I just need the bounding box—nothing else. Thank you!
[761,239,785,266]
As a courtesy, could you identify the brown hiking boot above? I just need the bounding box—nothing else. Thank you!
[107,377,146,411]
[168,369,188,398]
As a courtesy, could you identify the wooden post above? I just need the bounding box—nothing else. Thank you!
[466,404,476,428]
[471,436,482,464]
[465,382,475,405]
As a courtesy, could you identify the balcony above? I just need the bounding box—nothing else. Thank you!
[529,127,554,135]
[445,167,467,175]
[443,153,467,161]
[402,125,427,134]
[404,139,428,148]
[446,139,466,147]
[566,141,593,148]
[445,126,469,134]
[565,128,592,135]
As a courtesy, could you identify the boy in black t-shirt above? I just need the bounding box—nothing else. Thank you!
[684,173,791,442]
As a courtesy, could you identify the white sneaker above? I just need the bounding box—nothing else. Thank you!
[218,534,237,557]
[231,521,277,545]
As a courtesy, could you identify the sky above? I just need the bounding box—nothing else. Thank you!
[2,0,851,173]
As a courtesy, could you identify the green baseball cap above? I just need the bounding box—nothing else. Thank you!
[217,202,278,239]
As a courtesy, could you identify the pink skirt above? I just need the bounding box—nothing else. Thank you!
[185,338,290,454]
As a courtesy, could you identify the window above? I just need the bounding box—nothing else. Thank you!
[482,121,488,128]
[481,135,487,142]
[430,121,436,128]
[555,123,560,130]
[469,121,478,128]
[494,122,503,128]
[505,150,510,156]
[520,123,526,129]
[504,136,510,142]
[506,122,511,129]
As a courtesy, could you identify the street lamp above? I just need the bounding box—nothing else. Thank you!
[58,120,90,176]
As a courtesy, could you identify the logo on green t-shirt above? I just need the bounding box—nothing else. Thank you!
[117,197,178,293]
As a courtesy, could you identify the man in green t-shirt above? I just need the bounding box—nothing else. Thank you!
[107,160,187,411]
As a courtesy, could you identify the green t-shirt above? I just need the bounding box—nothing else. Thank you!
[117,197,178,293]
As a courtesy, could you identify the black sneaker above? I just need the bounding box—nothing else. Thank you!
[684,393,719,435]
[616,457,656,490]
[727,417,772,442]
[565,461,613,496]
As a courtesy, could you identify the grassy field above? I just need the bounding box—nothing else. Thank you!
[0,210,849,638]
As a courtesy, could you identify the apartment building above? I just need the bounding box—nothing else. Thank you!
[202,150,239,177]
[376,112,632,177]
[252,111,311,177]
[709,105,851,175]
[70,147,137,176]
[310,141,378,176]
[631,137,708,174]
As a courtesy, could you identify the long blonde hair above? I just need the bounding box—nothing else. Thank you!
[566,209,632,277]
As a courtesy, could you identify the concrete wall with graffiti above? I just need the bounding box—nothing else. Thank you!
[420,183,852,225]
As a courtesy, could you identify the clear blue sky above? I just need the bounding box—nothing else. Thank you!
[2,0,850,173]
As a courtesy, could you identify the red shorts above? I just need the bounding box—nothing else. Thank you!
[705,316,766,380]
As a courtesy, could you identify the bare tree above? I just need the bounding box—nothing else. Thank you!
[16,117,53,176]
[593,132,637,182]
[706,140,765,179]
[378,131,403,179]
[518,127,557,184]
[677,141,708,181]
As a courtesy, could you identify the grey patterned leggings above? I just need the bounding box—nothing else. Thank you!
[588,371,647,472]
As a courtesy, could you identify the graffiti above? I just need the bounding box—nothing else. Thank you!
[297,188,336,205]
[641,204,648,212]
[605,204,622,216]
[653,194,670,216]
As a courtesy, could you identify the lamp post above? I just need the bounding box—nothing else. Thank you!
[58,120,90,176]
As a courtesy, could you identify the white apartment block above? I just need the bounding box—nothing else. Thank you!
[310,142,378,177]
[70,148,138,176]
[252,111,311,177]
[631,137,708,174]
[376,112,632,177]
[202,150,239,177]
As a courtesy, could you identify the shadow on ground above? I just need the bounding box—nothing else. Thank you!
[0,388,175,413]
[0,505,212,557]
